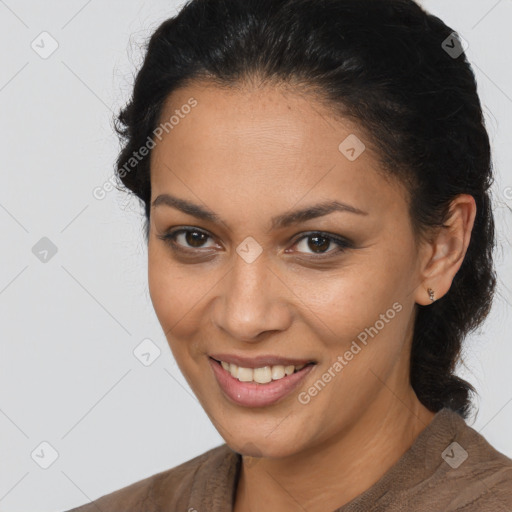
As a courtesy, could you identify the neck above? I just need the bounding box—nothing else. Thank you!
[233,391,436,512]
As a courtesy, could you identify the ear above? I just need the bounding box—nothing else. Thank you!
[414,194,476,306]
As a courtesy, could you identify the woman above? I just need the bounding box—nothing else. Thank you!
[67,0,512,510]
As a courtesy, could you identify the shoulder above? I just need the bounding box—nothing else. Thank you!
[424,409,512,510]
[448,417,512,509]
[64,443,238,512]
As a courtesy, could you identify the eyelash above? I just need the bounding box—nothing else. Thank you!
[156,227,353,259]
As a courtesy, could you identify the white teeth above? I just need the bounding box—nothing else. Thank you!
[220,361,309,383]
[229,363,239,379]
[237,366,253,382]
[271,365,285,380]
[284,365,295,376]
[253,366,272,384]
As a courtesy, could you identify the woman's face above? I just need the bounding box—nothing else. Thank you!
[148,82,429,458]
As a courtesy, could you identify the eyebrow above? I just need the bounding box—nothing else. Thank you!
[151,193,368,230]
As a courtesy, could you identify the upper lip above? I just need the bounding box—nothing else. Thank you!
[209,354,316,368]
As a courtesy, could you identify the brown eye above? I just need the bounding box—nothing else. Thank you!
[291,232,352,257]
[157,228,217,251]
[183,230,209,248]
[306,235,331,253]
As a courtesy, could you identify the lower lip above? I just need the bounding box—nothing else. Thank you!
[209,357,315,408]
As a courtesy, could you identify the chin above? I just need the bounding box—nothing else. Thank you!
[220,423,306,460]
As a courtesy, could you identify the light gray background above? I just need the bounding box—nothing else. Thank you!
[0,1,511,510]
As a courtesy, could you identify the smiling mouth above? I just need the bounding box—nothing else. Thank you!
[210,357,316,384]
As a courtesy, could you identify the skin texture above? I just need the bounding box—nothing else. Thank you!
[147,81,476,512]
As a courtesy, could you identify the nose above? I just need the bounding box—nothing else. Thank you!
[212,251,293,342]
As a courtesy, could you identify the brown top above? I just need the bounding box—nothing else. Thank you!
[65,407,512,511]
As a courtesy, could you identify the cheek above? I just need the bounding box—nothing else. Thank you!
[147,243,217,361]
[148,251,176,329]
[147,244,193,337]
[282,262,399,344]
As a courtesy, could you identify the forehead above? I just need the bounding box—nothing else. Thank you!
[149,81,408,219]
[155,81,344,158]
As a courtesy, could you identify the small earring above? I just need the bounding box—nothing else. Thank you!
[427,288,435,302]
